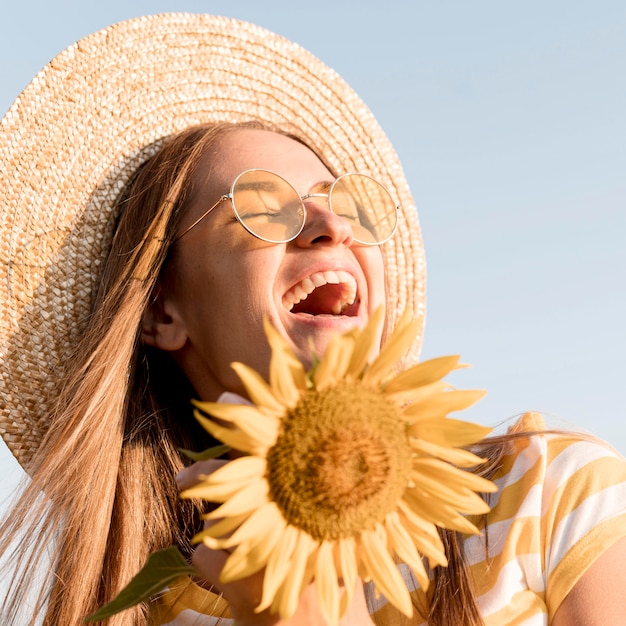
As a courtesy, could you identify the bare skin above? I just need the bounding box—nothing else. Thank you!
[552,535,626,625]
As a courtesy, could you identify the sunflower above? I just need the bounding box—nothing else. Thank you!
[181,309,496,625]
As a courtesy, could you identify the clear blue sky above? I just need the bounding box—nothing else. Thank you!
[1,1,625,497]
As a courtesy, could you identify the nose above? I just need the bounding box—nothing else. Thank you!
[293,196,354,248]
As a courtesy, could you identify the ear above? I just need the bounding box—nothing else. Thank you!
[141,288,188,352]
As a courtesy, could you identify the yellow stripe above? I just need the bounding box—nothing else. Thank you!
[547,512,626,616]
[149,577,230,624]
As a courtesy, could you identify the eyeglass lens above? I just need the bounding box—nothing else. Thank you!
[231,170,397,244]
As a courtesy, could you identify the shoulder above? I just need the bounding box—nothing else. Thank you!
[473,412,626,619]
[495,411,626,503]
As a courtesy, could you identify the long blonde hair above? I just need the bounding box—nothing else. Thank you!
[0,122,255,625]
[1,120,510,626]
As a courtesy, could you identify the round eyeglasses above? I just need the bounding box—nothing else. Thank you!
[175,169,400,245]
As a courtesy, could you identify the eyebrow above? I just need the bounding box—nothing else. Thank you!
[309,180,333,194]
[236,180,281,192]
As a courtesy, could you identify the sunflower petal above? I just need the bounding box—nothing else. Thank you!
[219,520,283,582]
[180,476,257,502]
[362,311,421,386]
[384,356,461,393]
[403,489,482,535]
[272,532,317,619]
[346,307,384,378]
[314,332,355,390]
[257,525,300,612]
[409,473,492,514]
[218,502,285,550]
[194,412,277,453]
[335,537,358,618]
[388,380,451,405]
[360,526,413,617]
[231,362,286,415]
[396,500,447,566]
[407,416,492,447]
[195,407,280,448]
[412,457,497,494]
[201,456,267,485]
[192,513,249,543]
[385,511,430,590]
[315,541,340,626]
[408,437,487,468]
[205,480,269,519]
[265,318,307,401]
[402,389,487,419]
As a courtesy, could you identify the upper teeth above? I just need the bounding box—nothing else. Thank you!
[283,270,357,314]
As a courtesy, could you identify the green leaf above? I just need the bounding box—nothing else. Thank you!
[85,546,195,621]
[179,444,231,461]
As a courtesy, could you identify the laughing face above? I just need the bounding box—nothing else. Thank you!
[149,128,386,401]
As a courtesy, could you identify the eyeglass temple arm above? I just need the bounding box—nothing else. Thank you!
[174,195,230,241]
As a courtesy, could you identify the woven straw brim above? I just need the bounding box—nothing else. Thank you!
[0,13,425,467]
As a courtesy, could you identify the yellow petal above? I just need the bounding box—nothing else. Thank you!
[180,476,255,502]
[270,355,304,408]
[387,380,451,406]
[202,456,267,485]
[403,489,481,535]
[408,437,487,468]
[219,502,285,550]
[412,457,497,494]
[362,310,421,387]
[409,472,492,515]
[257,524,300,612]
[265,318,307,401]
[346,307,385,379]
[396,500,447,566]
[231,362,286,415]
[195,406,279,449]
[193,513,249,543]
[385,511,430,590]
[384,355,461,393]
[335,537,358,618]
[360,525,413,617]
[315,541,340,626]
[219,519,283,582]
[206,480,269,519]
[407,416,492,447]
[395,499,443,544]
[194,412,276,453]
[402,389,487,419]
[272,531,317,619]
[313,332,355,391]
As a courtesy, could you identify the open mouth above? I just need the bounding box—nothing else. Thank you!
[282,270,358,316]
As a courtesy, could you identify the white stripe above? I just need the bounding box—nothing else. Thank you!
[465,482,544,565]
[477,554,546,616]
[546,482,626,575]
[540,439,622,516]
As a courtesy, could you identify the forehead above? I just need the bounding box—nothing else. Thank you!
[201,128,333,192]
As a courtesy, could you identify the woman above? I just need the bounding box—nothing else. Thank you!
[0,13,624,626]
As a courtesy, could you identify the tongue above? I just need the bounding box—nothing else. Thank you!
[291,284,344,315]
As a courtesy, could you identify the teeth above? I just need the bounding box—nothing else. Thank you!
[283,270,357,313]
[311,273,327,288]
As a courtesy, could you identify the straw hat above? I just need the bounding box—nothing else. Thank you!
[0,13,425,468]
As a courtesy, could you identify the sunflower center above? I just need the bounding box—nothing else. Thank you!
[266,382,411,540]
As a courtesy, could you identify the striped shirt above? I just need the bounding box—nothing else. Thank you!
[151,413,626,625]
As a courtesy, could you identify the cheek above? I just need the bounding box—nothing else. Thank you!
[360,247,386,309]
